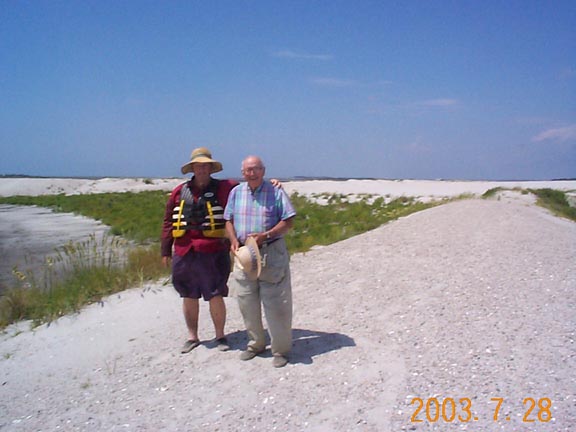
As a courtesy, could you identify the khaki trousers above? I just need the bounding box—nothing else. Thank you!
[230,238,293,356]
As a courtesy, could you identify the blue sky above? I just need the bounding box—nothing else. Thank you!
[1,1,574,180]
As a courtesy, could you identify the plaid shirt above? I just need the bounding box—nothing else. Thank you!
[224,180,296,244]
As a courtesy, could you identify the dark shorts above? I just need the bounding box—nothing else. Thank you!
[172,250,230,300]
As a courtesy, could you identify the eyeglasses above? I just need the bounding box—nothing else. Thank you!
[242,166,264,174]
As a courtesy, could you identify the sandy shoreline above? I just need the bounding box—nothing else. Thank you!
[0,178,575,431]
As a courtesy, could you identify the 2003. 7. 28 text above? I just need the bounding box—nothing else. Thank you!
[410,397,552,424]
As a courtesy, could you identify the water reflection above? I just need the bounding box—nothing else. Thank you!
[0,205,109,291]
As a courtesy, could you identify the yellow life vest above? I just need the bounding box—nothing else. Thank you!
[172,180,226,238]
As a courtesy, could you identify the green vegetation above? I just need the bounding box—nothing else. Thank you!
[286,193,439,251]
[481,187,505,199]
[530,188,576,222]
[1,235,167,328]
[0,191,168,242]
[0,191,441,329]
[482,187,576,222]
[14,186,572,330]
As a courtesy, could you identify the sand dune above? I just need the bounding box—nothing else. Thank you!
[1,176,575,199]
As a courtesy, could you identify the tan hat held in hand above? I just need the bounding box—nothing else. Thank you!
[233,237,261,280]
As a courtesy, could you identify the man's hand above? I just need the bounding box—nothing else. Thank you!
[248,232,267,247]
[229,237,240,253]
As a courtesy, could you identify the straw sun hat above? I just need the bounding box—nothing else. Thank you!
[233,237,261,280]
[181,147,223,175]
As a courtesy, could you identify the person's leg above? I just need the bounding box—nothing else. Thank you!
[258,241,293,359]
[236,280,266,353]
[209,295,226,340]
[182,297,200,341]
[261,271,293,357]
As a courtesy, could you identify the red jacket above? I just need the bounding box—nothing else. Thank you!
[161,178,238,256]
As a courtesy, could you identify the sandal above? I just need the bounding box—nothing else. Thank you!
[215,337,230,352]
[180,339,200,354]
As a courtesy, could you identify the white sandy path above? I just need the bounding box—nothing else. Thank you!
[1,192,575,431]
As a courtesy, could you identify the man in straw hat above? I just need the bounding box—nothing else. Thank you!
[224,155,296,368]
[161,147,238,353]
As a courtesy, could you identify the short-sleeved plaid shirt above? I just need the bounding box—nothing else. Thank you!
[224,180,296,244]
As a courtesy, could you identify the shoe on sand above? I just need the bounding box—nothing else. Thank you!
[215,337,230,352]
[240,348,264,361]
[272,355,288,368]
[181,339,200,354]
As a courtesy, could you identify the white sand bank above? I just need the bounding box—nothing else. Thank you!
[282,178,576,203]
[0,177,184,197]
[1,177,575,200]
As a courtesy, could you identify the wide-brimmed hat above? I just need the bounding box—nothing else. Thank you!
[233,237,261,280]
[181,147,223,175]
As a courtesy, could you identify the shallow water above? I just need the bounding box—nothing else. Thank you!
[0,205,109,290]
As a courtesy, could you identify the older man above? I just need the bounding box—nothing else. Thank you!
[224,155,296,368]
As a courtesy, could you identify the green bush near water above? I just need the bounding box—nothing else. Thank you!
[0,190,440,328]
[0,191,169,243]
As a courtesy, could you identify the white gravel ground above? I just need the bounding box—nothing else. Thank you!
[1,189,575,431]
